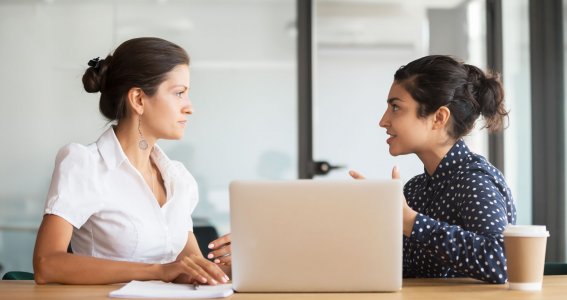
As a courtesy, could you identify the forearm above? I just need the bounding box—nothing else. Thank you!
[403,209,418,237]
[34,252,161,285]
[410,214,507,283]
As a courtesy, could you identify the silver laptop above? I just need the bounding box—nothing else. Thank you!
[230,179,403,292]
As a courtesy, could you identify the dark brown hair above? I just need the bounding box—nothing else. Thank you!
[82,37,190,121]
[394,55,508,139]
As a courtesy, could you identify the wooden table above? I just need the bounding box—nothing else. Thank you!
[1,276,566,299]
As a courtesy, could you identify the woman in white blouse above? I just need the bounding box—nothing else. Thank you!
[33,37,230,285]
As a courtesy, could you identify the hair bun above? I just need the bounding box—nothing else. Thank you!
[463,64,486,88]
[464,64,507,131]
[82,55,111,93]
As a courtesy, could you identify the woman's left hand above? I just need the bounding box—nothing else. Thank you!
[207,234,232,266]
[390,166,418,236]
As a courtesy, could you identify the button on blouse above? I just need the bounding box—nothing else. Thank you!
[44,127,199,264]
[403,139,517,283]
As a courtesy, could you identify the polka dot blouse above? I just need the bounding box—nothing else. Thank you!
[403,139,517,284]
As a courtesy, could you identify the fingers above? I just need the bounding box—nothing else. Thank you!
[208,234,231,250]
[391,166,400,179]
[349,170,366,180]
[207,244,232,263]
[181,255,229,285]
[180,256,211,284]
[190,255,230,284]
[208,234,232,266]
[212,252,232,266]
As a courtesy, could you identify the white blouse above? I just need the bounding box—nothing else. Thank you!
[44,127,199,264]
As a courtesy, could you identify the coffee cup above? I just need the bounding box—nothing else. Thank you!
[503,225,549,291]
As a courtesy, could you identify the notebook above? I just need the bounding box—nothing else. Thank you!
[109,281,233,298]
[229,179,403,292]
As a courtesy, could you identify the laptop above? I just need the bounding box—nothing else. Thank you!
[229,179,403,292]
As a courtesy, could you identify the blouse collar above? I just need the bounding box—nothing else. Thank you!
[427,139,471,182]
[96,126,170,172]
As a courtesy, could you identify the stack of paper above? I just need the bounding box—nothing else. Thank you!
[109,280,233,299]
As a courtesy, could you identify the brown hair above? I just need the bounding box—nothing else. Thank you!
[82,37,190,121]
[394,55,508,139]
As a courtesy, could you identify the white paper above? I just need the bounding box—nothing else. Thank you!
[109,280,233,299]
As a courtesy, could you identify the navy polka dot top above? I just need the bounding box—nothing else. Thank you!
[403,139,516,284]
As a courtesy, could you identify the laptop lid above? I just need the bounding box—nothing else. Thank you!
[230,179,403,292]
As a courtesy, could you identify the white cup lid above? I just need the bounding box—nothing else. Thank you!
[503,225,550,237]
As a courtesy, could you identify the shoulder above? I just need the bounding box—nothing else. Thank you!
[54,142,98,167]
[50,143,102,188]
[405,173,426,187]
[403,173,427,193]
[452,152,512,206]
[455,153,504,184]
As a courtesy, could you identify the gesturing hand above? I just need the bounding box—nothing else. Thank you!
[391,166,418,237]
[349,170,366,180]
[350,166,417,237]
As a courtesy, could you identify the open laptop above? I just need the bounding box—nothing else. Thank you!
[229,179,403,292]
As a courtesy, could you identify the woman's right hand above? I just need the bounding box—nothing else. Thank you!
[159,254,229,285]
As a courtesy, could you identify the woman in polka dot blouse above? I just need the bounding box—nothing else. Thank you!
[350,55,517,284]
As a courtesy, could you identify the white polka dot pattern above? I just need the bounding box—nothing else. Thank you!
[402,139,517,284]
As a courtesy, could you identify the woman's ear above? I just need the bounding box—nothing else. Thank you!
[127,87,145,116]
[432,106,451,130]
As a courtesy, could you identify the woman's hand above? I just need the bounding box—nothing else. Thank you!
[160,254,229,285]
[348,170,366,180]
[207,234,232,266]
[390,167,418,237]
[349,167,417,237]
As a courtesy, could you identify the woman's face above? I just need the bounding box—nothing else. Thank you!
[379,81,436,156]
[143,64,192,140]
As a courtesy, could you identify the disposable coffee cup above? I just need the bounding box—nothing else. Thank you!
[503,225,550,291]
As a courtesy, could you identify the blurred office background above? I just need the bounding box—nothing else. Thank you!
[0,0,564,277]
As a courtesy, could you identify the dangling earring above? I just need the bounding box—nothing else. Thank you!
[138,115,149,150]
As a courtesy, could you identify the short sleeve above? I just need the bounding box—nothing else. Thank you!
[44,143,103,228]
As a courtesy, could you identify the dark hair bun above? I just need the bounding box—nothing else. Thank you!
[82,56,111,93]
[464,64,507,131]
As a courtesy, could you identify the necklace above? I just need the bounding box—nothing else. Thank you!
[148,160,155,195]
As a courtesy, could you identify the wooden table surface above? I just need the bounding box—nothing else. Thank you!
[1,276,566,300]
